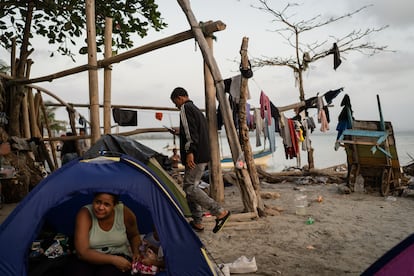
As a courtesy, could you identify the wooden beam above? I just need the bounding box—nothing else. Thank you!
[7,21,226,86]
[99,20,226,67]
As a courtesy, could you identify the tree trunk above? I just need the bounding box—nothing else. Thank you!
[9,1,35,136]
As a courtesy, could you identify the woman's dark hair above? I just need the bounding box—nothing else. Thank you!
[170,87,188,100]
[94,192,119,205]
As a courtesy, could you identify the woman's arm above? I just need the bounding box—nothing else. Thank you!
[124,206,142,262]
[74,207,131,271]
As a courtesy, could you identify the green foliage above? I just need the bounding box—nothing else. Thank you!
[0,0,167,61]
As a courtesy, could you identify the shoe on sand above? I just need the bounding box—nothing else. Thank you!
[213,211,231,233]
[189,221,204,232]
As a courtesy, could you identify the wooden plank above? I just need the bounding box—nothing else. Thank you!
[7,21,226,86]
[340,140,382,146]
[341,129,387,138]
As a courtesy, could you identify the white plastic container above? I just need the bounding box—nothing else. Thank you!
[295,194,308,215]
[354,174,365,193]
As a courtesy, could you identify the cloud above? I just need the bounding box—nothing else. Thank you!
[1,0,413,132]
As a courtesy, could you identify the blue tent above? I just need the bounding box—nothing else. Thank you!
[0,155,217,275]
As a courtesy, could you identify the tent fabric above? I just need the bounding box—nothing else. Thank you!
[0,155,216,276]
[83,134,191,217]
[83,134,170,169]
[361,233,414,275]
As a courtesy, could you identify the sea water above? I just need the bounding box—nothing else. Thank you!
[132,130,414,173]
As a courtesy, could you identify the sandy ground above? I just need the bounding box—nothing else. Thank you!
[2,179,414,276]
[198,181,414,276]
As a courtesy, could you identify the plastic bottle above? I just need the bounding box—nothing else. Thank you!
[354,175,365,193]
[295,194,308,215]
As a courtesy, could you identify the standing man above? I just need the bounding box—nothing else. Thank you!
[170,87,230,233]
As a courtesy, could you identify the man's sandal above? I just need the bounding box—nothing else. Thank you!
[189,221,205,232]
[213,211,231,233]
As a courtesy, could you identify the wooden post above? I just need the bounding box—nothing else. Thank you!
[239,37,265,214]
[34,92,41,127]
[10,37,16,77]
[22,92,30,138]
[103,17,113,134]
[67,105,78,135]
[38,94,57,171]
[177,0,258,215]
[85,0,101,143]
[22,59,33,138]
[204,30,224,203]
[27,89,40,137]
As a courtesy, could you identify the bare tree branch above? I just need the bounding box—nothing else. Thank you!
[250,0,391,100]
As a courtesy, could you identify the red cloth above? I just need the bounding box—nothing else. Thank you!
[260,91,272,125]
[155,112,163,121]
[285,119,299,159]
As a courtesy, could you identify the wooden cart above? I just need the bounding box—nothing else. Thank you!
[335,95,402,196]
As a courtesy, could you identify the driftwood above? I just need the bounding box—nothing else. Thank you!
[256,165,347,184]
[403,162,414,176]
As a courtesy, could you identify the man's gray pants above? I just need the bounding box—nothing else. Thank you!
[183,163,224,224]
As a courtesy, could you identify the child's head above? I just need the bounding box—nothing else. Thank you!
[143,232,160,254]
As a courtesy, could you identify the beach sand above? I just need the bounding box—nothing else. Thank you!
[1,180,414,275]
[198,181,414,276]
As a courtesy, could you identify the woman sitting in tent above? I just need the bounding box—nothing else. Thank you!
[65,192,142,275]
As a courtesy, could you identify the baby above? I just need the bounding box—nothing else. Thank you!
[132,231,164,275]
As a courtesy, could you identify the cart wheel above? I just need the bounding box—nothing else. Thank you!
[381,168,392,196]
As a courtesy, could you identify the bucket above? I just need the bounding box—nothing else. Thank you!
[295,194,308,215]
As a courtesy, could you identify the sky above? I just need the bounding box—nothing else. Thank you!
[1,0,414,132]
